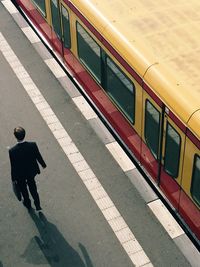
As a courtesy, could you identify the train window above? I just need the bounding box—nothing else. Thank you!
[61,6,71,48]
[77,23,101,83]
[191,155,200,206]
[50,0,61,38]
[164,123,181,178]
[105,57,135,124]
[31,0,46,16]
[145,100,160,159]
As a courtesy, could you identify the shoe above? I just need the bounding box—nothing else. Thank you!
[36,206,42,211]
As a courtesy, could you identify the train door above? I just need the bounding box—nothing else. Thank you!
[180,135,200,240]
[159,115,185,210]
[60,3,74,69]
[50,0,63,55]
[141,90,163,183]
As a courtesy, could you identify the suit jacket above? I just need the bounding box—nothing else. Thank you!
[9,141,46,181]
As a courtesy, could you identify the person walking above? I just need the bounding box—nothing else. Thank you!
[9,126,46,211]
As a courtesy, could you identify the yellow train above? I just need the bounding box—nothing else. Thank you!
[15,0,200,244]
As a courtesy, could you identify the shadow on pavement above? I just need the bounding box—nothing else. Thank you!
[0,261,3,267]
[21,211,94,267]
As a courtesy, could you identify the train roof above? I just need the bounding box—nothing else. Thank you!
[72,0,200,139]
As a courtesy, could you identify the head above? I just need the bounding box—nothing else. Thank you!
[14,127,26,141]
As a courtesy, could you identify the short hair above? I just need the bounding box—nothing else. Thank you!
[14,127,26,141]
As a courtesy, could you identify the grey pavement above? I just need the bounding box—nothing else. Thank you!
[0,1,198,267]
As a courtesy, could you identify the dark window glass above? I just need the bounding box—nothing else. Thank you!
[32,0,46,16]
[191,155,200,206]
[50,0,61,38]
[145,101,160,159]
[105,57,135,123]
[164,123,181,178]
[61,5,71,48]
[77,23,101,82]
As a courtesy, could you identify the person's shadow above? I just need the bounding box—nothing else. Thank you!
[21,211,94,267]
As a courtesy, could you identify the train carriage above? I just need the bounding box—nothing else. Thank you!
[14,0,200,245]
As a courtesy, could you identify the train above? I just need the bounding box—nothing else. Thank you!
[13,0,200,245]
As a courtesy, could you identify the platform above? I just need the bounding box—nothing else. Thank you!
[0,1,199,266]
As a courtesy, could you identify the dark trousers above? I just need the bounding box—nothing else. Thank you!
[18,177,40,209]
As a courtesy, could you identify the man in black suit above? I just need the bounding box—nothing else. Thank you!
[9,126,46,211]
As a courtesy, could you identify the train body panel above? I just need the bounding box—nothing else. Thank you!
[14,0,200,244]
[143,64,200,126]
[188,111,200,142]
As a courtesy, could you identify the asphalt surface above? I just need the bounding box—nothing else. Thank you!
[0,1,198,266]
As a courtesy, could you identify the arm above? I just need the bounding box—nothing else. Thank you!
[35,143,47,168]
[9,150,17,181]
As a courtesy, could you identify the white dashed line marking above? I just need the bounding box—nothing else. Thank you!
[73,95,98,120]
[45,58,66,78]
[148,199,184,239]
[22,27,41,44]
[0,32,152,267]
[2,0,18,14]
[106,141,136,171]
